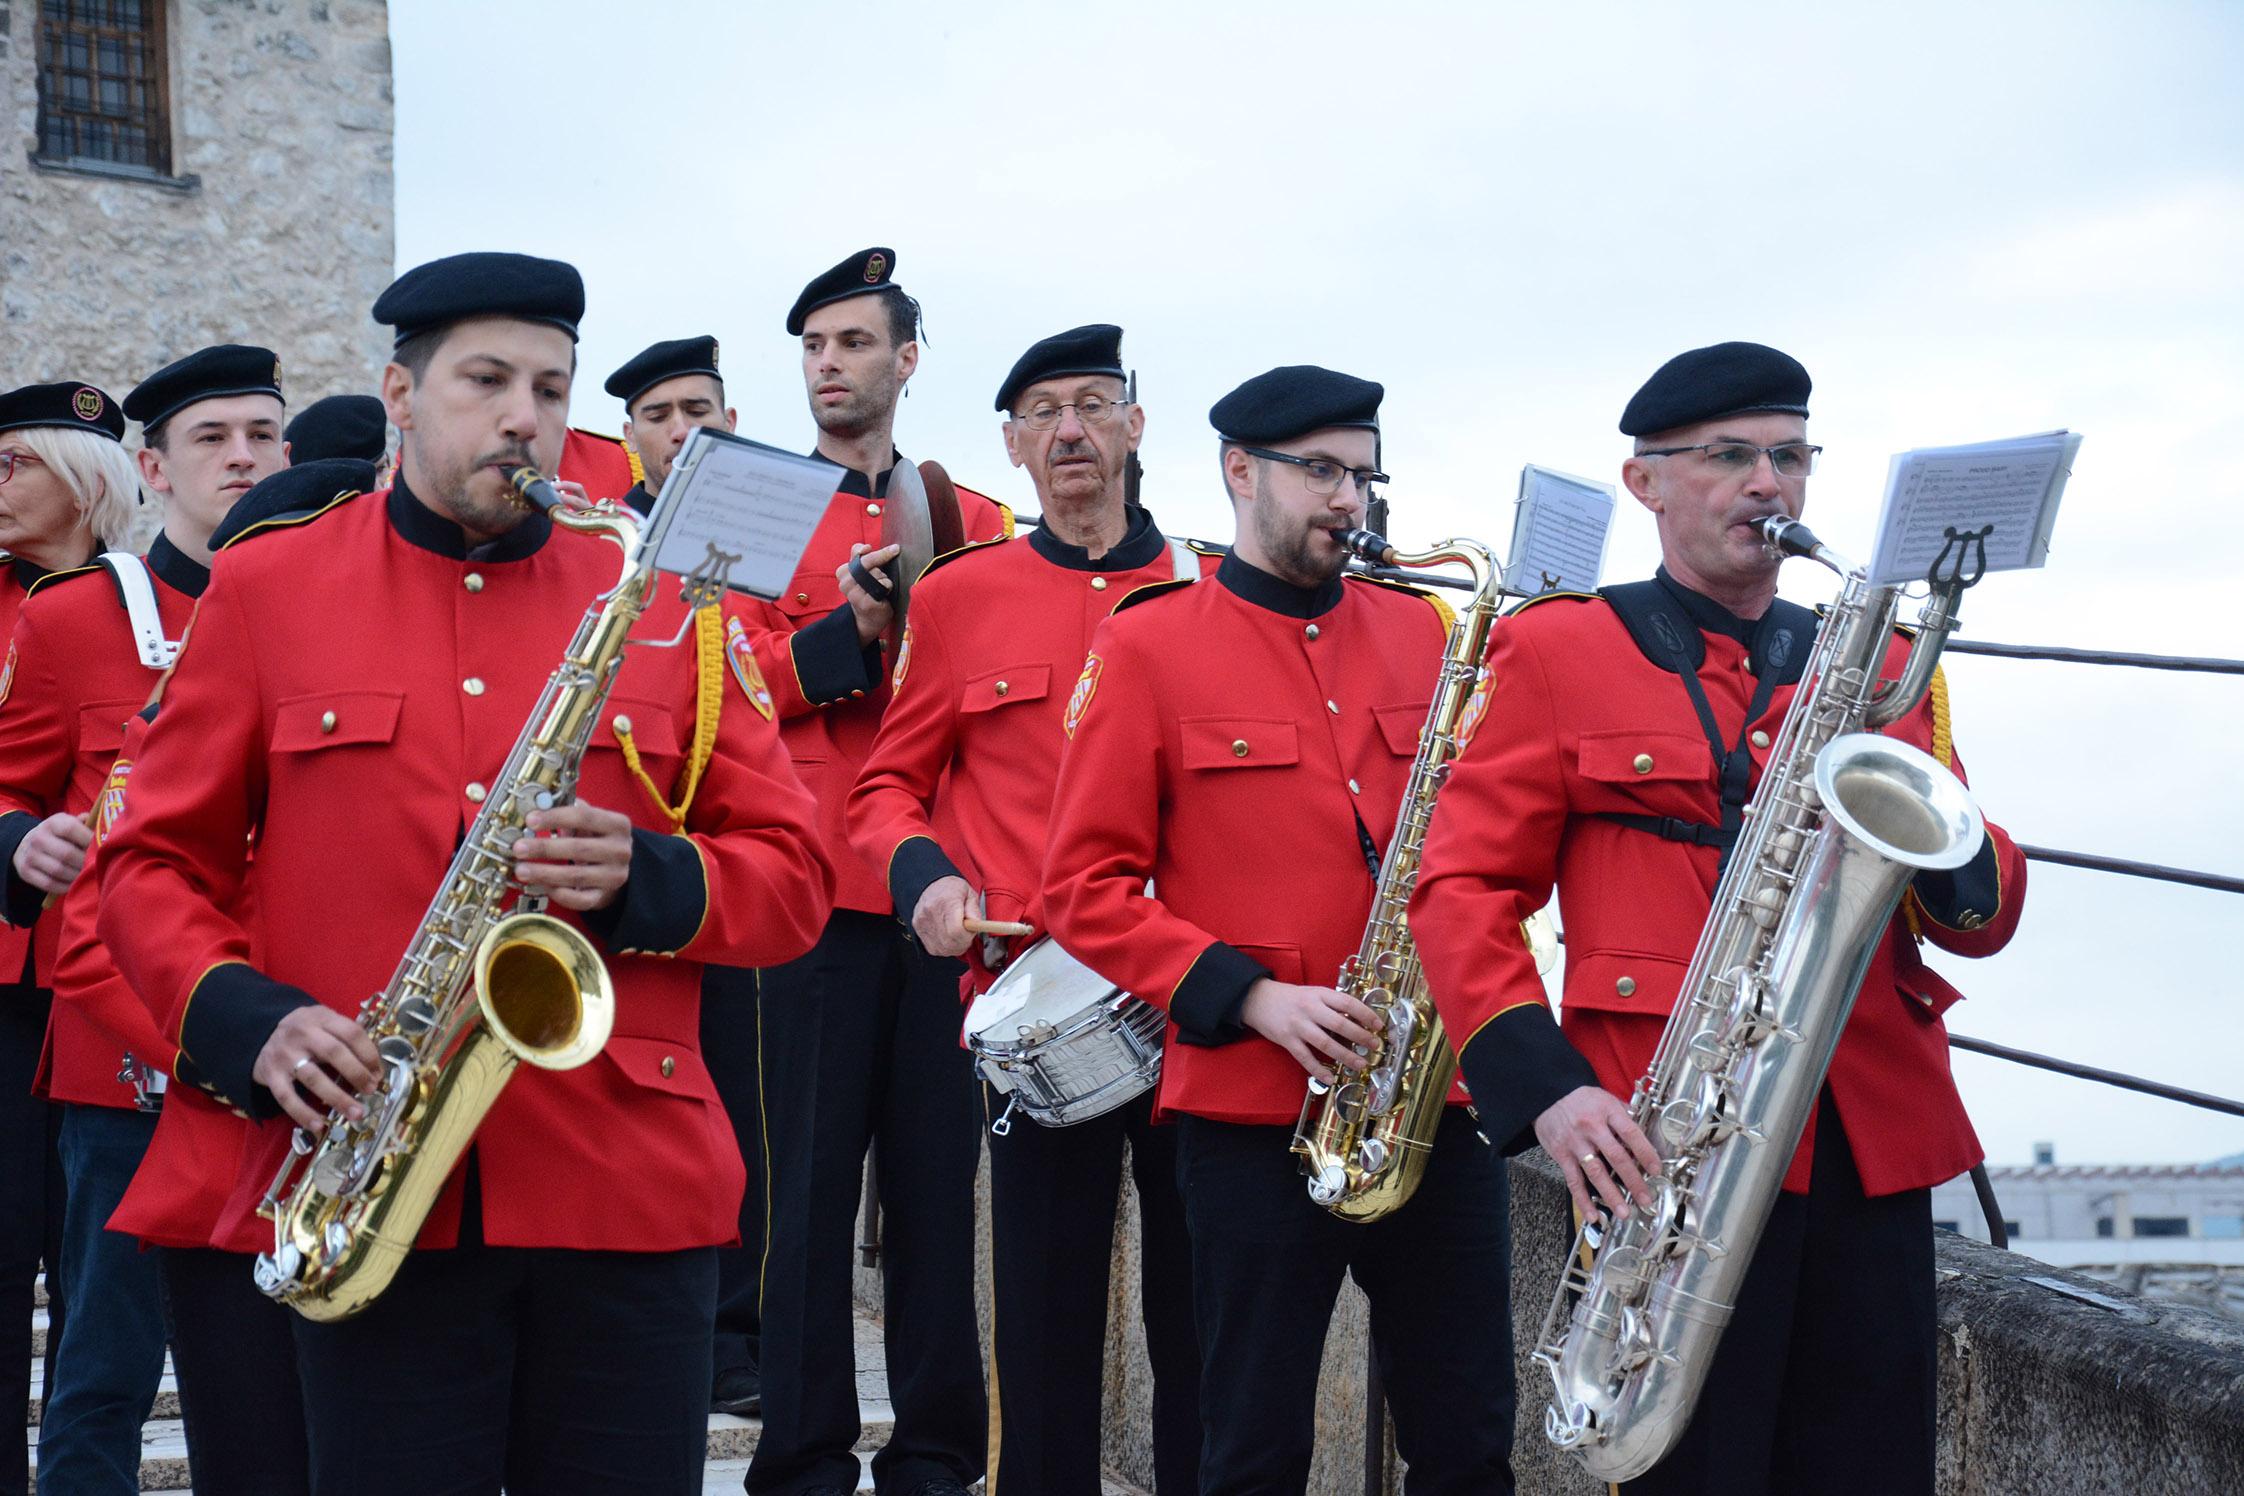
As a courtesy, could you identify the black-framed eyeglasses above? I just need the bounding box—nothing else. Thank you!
[0,451,46,486]
[1636,441,1822,479]
[1012,396,1131,432]
[1240,446,1388,498]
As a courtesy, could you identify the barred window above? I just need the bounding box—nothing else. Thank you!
[34,0,172,176]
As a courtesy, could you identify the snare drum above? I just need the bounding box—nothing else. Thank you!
[964,936,1164,1133]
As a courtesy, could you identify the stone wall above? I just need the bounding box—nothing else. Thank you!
[0,0,393,408]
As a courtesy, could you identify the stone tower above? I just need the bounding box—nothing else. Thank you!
[0,0,394,412]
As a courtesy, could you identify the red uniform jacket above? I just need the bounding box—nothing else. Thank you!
[1040,555,1450,1125]
[0,539,202,1101]
[846,511,1218,992]
[1409,577,2025,1197]
[96,479,834,1254]
[558,427,639,503]
[0,553,102,987]
[730,456,1009,916]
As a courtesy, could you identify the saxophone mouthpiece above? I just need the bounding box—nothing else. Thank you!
[1336,528,1397,566]
[1760,515,1828,561]
[499,464,562,515]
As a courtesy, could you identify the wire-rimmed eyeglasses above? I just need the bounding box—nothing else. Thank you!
[1636,442,1822,479]
[1239,446,1388,498]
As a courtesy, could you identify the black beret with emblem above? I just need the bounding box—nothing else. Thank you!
[209,457,378,551]
[993,323,1126,415]
[0,381,126,442]
[785,247,903,337]
[283,394,387,465]
[604,335,723,409]
[372,251,585,349]
[1618,340,1811,437]
[123,345,285,435]
[1210,365,1383,444]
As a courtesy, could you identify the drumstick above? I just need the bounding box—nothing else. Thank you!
[963,917,1033,937]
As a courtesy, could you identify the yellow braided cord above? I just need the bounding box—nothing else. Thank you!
[625,440,646,488]
[1928,663,1954,767]
[616,605,725,829]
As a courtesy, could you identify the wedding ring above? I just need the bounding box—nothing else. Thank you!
[291,1056,314,1075]
[1579,1152,1599,1167]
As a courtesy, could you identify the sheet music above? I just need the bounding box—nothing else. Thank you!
[643,429,840,599]
[1506,465,1615,594]
[1867,430,2080,587]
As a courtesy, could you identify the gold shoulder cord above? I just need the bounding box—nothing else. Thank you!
[615,604,725,829]
[1901,663,1955,940]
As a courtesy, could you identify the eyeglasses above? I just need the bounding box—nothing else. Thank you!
[1636,442,1822,479]
[1012,396,1130,432]
[1240,446,1388,498]
[0,451,45,486]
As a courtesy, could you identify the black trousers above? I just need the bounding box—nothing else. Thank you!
[1623,1094,1937,1496]
[0,983,64,1496]
[292,1219,718,1496]
[749,908,985,1496]
[701,962,765,1384]
[162,1246,311,1496]
[1175,1109,1516,1496]
[986,1088,1199,1496]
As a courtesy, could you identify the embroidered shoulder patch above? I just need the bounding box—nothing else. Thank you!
[892,623,914,689]
[724,615,775,720]
[1454,664,1492,750]
[94,757,133,846]
[1062,652,1102,739]
[0,642,16,711]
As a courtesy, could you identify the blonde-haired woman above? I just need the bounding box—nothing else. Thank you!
[0,379,130,1496]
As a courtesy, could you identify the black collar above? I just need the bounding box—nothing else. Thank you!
[1217,551,1344,619]
[623,481,655,517]
[1028,505,1165,573]
[387,471,551,562]
[147,531,210,598]
[9,543,98,589]
[1654,566,1760,645]
[819,447,905,499]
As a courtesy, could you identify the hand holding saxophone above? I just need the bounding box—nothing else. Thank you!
[511,801,634,912]
[252,1006,381,1134]
[1535,1085,1660,1224]
[1244,979,1383,1086]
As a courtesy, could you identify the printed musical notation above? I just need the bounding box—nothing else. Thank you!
[644,430,841,599]
[1867,430,2081,587]
[1507,465,1615,595]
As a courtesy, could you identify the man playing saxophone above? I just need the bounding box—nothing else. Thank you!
[95,252,833,1496]
[1410,342,2027,1496]
[1042,366,1518,1494]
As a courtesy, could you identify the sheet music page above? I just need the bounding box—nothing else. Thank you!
[1506,465,1615,594]
[643,429,840,599]
[1867,430,2081,587]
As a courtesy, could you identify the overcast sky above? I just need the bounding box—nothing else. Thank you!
[391,1,2243,1167]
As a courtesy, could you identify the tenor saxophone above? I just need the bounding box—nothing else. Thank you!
[1535,517,1987,1480]
[253,468,650,1321]
[1291,528,1504,1222]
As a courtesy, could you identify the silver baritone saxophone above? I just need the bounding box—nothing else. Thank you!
[1291,528,1503,1223]
[1536,516,1987,1481]
[254,468,650,1321]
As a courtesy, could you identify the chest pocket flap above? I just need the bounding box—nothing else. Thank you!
[77,697,143,755]
[591,699,681,756]
[1181,717,1300,771]
[272,691,403,753]
[1372,701,1429,756]
[1578,730,1711,786]
[774,570,839,620]
[962,663,1050,715]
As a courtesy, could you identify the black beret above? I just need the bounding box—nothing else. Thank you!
[0,381,126,442]
[124,345,284,434]
[372,252,584,350]
[209,457,378,550]
[1619,341,1811,437]
[1210,365,1382,444]
[283,395,387,464]
[786,247,903,337]
[604,335,722,409]
[994,324,1127,414]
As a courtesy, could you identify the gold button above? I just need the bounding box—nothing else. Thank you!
[659,1056,676,1078]
[1633,753,1654,774]
[319,710,336,734]
[1956,911,1987,931]
[1750,731,1771,750]
[613,714,633,736]
[795,592,810,604]
[865,502,881,517]
[1090,576,1108,591]
[464,677,486,696]
[993,680,1008,696]
[1348,778,1361,794]
[465,782,487,803]
[1616,976,1637,997]
[1232,740,1249,757]
[1306,624,1320,640]
[463,572,484,593]
[1327,700,1340,715]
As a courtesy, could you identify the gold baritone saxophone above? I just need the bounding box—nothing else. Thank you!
[1291,528,1506,1222]
[253,467,653,1321]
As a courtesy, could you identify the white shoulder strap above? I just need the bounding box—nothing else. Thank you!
[96,552,179,669]
[1167,538,1200,583]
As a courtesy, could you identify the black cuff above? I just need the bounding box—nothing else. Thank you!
[791,604,880,707]
[1457,1004,1599,1156]
[581,827,708,956]
[1912,837,2002,930]
[179,964,320,1120]
[0,811,44,928]
[1171,942,1270,1047]
[888,835,965,927]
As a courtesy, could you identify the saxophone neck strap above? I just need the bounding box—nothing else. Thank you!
[1167,536,1199,583]
[96,552,179,669]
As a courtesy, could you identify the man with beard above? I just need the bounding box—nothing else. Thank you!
[96,252,833,1496]
[1041,367,1519,1494]
[848,325,1213,1496]
[743,248,1007,1496]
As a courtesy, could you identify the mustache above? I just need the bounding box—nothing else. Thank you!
[472,445,536,472]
